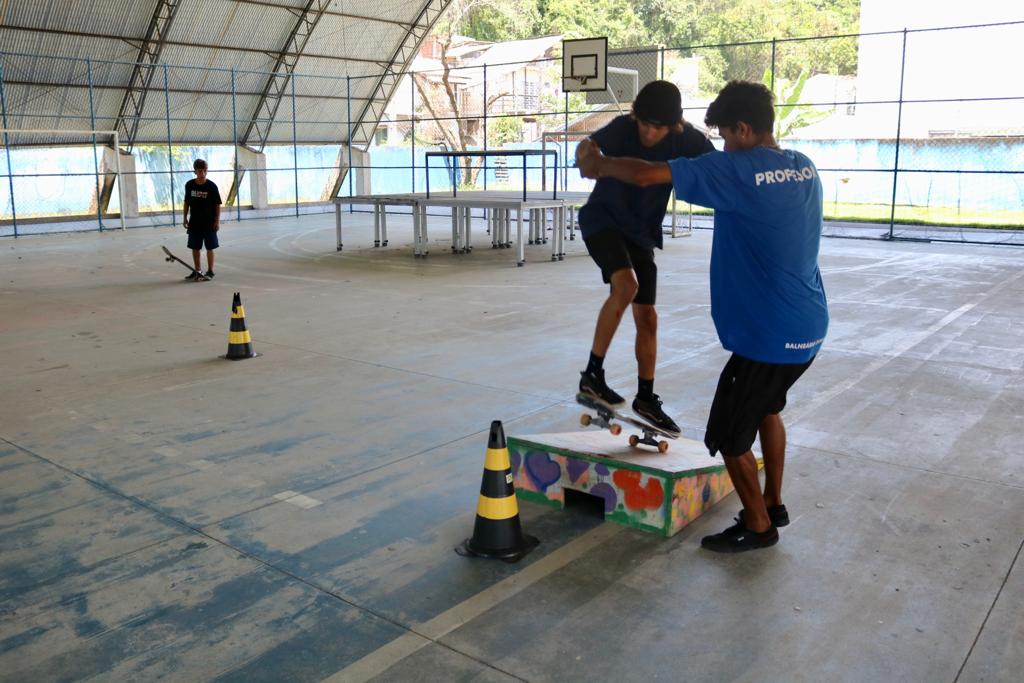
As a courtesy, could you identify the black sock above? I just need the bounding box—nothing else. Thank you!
[586,352,604,375]
[638,377,654,400]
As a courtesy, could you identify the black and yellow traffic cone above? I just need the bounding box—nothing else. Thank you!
[456,421,538,562]
[224,292,257,360]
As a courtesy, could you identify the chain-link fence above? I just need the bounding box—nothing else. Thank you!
[2,20,1021,243]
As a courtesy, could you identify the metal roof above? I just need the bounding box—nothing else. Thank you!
[0,0,454,146]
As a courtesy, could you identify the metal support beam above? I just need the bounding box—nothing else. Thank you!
[324,0,452,201]
[0,24,397,69]
[100,0,181,214]
[229,0,413,30]
[242,0,332,151]
[347,0,453,151]
[113,0,182,153]
[227,0,332,205]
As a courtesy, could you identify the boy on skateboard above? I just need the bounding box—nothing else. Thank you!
[576,80,828,553]
[576,80,714,436]
[183,158,222,280]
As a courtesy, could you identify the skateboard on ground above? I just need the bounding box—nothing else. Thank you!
[576,392,678,453]
[162,246,207,281]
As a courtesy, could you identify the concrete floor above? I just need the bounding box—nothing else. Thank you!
[1,212,1022,682]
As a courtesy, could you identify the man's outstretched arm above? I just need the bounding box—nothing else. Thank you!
[576,139,672,187]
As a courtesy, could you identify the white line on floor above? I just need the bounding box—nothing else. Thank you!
[273,490,323,509]
[321,523,622,683]
[790,267,1024,424]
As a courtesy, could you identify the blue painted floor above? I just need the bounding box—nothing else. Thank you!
[2,214,1022,682]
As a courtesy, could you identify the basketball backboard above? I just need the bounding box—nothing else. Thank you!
[562,37,608,93]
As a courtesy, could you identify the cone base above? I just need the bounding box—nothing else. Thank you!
[222,352,260,360]
[455,534,538,563]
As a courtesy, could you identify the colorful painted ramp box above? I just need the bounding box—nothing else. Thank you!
[508,431,761,537]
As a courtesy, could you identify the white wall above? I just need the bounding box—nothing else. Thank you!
[856,0,1024,135]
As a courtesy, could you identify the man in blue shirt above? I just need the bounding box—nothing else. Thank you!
[576,81,715,435]
[577,81,828,553]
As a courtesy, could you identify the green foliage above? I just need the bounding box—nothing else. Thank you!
[488,116,524,146]
[464,0,543,41]
[762,68,832,140]
[538,0,651,46]
[453,0,861,95]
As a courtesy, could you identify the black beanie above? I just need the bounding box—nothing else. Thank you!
[633,80,682,126]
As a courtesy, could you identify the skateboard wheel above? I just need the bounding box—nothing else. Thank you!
[609,423,622,436]
[580,414,592,427]
[628,434,639,447]
[658,441,670,453]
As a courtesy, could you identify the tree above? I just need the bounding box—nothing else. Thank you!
[458,1,861,96]
[676,0,860,94]
[763,68,832,140]
[415,0,522,187]
[465,0,542,40]
[537,0,652,46]
[487,116,524,146]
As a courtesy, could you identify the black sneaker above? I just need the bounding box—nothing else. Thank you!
[204,270,215,279]
[632,394,681,437]
[768,504,789,528]
[185,271,202,281]
[579,369,626,407]
[701,517,779,553]
[740,506,790,529]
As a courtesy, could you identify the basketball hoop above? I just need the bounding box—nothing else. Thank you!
[562,37,607,93]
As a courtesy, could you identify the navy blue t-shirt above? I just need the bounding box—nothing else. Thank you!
[668,147,829,364]
[184,179,222,232]
[578,116,714,249]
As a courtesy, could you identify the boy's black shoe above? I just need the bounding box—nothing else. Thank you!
[701,518,779,553]
[579,370,626,407]
[738,505,790,529]
[768,504,789,527]
[185,271,202,281]
[204,270,215,279]
[632,394,681,437]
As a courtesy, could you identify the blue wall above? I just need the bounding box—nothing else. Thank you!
[2,138,1021,222]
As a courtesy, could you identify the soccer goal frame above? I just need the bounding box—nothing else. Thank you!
[0,128,126,231]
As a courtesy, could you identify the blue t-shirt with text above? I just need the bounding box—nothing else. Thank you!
[579,115,714,249]
[668,147,828,363]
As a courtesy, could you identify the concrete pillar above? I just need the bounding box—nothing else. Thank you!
[235,146,268,209]
[98,147,138,218]
[353,147,371,196]
[322,145,371,200]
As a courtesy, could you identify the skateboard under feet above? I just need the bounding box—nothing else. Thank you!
[576,392,677,453]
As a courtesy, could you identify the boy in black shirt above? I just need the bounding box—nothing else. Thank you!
[183,158,222,279]
[576,81,714,434]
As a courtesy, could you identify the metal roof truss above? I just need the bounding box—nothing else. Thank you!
[115,0,182,153]
[350,0,452,149]
[242,0,332,151]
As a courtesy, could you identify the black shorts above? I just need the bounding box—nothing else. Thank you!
[704,353,814,457]
[187,230,219,250]
[583,228,657,305]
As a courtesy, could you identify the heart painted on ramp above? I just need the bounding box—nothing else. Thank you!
[567,458,589,483]
[524,451,561,491]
